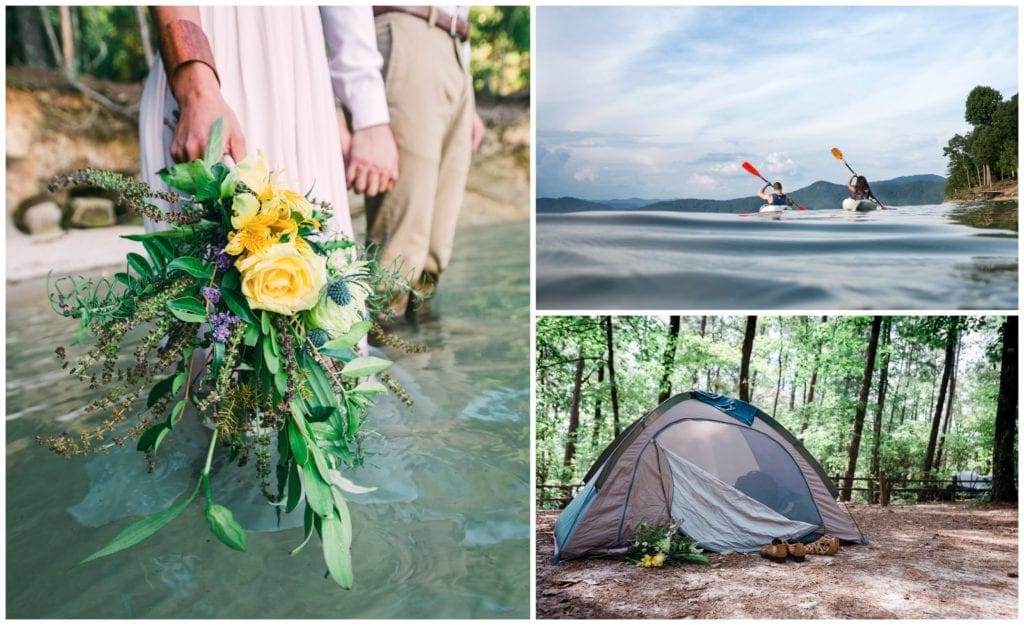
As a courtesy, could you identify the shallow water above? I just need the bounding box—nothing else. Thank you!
[5,220,530,618]
[536,203,1017,309]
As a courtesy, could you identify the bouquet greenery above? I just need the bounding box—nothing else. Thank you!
[625,521,710,568]
[42,119,409,589]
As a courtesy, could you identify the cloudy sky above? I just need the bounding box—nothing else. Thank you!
[537,5,1018,200]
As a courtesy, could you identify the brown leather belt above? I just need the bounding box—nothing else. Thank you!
[373,6,470,41]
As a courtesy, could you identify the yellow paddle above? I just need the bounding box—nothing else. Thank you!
[831,147,888,209]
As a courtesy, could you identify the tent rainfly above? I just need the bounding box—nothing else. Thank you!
[553,391,866,561]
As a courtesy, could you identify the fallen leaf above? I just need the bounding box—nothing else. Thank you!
[798,601,819,609]
[550,579,580,587]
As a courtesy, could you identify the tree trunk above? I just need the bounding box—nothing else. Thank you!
[563,352,585,474]
[840,316,882,502]
[868,317,892,504]
[934,338,961,473]
[58,6,75,75]
[921,320,958,490]
[136,5,155,66]
[991,316,1018,502]
[657,316,681,404]
[739,316,757,402]
[591,364,604,450]
[10,6,51,68]
[772,341,785,418]
[605,316,622,436]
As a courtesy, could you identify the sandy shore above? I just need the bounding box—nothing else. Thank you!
[5,221,147,284]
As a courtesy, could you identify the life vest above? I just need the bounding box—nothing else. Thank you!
[770,193,787,206]
[853,189,871,200]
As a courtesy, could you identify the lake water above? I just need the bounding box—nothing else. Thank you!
[536,202,1017,309]
[5,220,530,618]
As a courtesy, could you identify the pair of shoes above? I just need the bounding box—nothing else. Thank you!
[759,538,807,562]
[805,535,840,556]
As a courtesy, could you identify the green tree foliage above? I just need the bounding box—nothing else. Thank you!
[7,6,531,99]
[469,6,530,97]
[946,86,1018,195]
[536,316,1014,508]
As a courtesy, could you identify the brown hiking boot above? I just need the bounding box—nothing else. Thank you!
[759,538,788,563]
[786,539,807,562]
[805,535,840,556]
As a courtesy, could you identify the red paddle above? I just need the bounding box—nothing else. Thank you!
[741,161,808,211]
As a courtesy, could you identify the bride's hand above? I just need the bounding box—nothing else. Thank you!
[346,123,399,197]
[169,62,247,163]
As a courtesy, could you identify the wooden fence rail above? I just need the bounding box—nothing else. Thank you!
[537,474,987,510]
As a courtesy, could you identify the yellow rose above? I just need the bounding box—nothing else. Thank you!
[237,243,327,316]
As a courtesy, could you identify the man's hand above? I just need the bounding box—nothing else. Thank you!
[169,62,246,163]
[471,111,485,153]
[346,123,399,197]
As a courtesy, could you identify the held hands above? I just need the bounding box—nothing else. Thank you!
[471,111,485,153]
[345,124,399,197]
[169,62,247,163]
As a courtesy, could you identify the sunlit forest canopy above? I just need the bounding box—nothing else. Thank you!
[6,5,530,97]
[536,316,1016,506]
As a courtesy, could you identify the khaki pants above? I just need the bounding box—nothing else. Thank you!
[366,12,474,293]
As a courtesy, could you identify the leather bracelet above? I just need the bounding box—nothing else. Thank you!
[159,19,220,86]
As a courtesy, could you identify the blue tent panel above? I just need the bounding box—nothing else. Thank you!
[690,390,757,425]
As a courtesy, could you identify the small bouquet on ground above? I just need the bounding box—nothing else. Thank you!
[43,119,409,589]
[626,521,710,568]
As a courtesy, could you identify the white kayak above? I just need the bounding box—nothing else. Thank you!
[842,198,878,211]
[759,204,788,213]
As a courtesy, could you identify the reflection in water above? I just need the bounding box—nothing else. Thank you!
[537,203,1018,309]
[5,220,530,618]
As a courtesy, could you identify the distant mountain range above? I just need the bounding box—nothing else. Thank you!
[537,174,946,214]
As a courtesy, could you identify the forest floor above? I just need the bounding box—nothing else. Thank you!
[536,502,1018,619]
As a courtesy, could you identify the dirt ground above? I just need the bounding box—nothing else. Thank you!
[536,503,1019,619]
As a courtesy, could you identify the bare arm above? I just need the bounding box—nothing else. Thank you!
[151,6,246,163]
[757,184,771,201]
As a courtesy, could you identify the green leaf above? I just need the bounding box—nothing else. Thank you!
[78,480,200,564]
[142,240,167,273]
[136,422,170,452]
[126,253,152,280]
[243,323,260,347]
[122,229,196,242]
[171,371,187,396]
[168,256,214,279]
[204,118,224,168]
[169,399,186,427]
[340,356,391,378]
[219,169,238,199]
[205,503,247,552]
[221,268,240,291]
[301,461,333,517]
[319,346,358,362]
[157,160,213,195]
[221,288,258,325]
[322,321,373,350]
[153,427,171,453]
[288,416,309,466]
[262,337,280,374]
[286,460,302,513]
[321,512,353,589]
[352,380,388,396]
[167,297,208,324]
[261,310,272,335]
[289,504,316,556]
[147,373,177,408]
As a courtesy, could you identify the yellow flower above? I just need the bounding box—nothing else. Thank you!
[652,552,667,567]
[225,193,278,256]
[237,243,327,316]
[236,151,270,196]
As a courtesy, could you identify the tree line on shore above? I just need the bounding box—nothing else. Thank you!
[944,85,1018,196]
[537,316,1017,506]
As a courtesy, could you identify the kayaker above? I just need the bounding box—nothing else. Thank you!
[758,182,793,207]
[847,174,874,200]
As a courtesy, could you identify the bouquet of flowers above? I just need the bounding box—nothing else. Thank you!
[625,521,710,568]
[42,119,408,589]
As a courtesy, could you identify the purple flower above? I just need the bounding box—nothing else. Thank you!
[209,312,242,343]
[215,251,235,272]
[202,286,221,305]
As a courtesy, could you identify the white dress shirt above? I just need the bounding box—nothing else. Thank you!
[319,6,390,130]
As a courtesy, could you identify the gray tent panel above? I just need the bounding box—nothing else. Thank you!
[662,447,819,552]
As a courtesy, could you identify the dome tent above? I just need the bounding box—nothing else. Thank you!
[553,391,866,561]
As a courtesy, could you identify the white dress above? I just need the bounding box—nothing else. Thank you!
[139,6,352,236]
